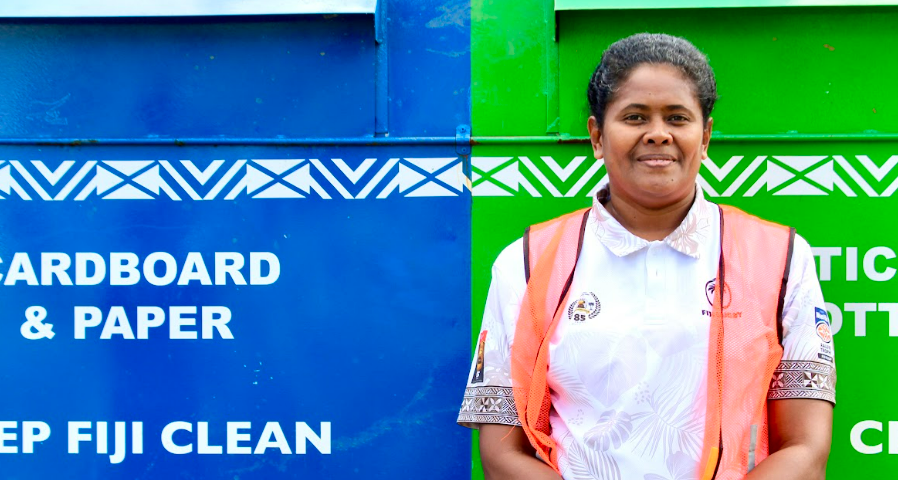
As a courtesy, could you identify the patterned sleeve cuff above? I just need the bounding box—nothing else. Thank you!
[768,360,836,405]
[457,386,522,428]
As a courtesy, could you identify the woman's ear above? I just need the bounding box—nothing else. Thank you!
[701,117,713,159]
[587,116,604,160]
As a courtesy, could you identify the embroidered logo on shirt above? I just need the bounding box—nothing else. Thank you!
[472,330,487,383]
[815,307,832,343]
[568,292,601,322]
[705,279,731,308]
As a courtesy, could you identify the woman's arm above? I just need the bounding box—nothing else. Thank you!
[479,424,563,480]
[745,399,833,480]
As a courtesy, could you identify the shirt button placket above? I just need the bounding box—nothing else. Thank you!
[645,243,664,324]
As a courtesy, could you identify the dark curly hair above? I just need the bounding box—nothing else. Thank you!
[587,33,717,127]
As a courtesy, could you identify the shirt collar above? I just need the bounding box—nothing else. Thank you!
[591,184,716,259]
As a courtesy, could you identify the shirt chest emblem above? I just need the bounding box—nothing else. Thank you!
[568,292,601,322]
[704,278,731,308]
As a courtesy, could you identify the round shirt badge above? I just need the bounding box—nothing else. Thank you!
[568,292,601,322]
[816,319,833,343]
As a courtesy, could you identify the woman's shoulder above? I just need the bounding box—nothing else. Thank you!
[490,237,526,293]
[789,232,817,274]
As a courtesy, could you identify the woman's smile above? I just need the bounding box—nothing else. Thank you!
[635,153,678,168]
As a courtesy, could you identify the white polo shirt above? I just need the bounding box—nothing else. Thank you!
[458,186,835,480]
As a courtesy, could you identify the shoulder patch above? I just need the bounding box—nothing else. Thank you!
[815,307,832,343]
[471,331,487,383]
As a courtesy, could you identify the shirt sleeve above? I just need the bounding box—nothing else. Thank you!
[768,233,836,404]
[458,238,527,428]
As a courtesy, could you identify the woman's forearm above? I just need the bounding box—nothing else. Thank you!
[482,449,563,480]
[478,424,563,480]
[748,399,832,480]
[744,444,827,480]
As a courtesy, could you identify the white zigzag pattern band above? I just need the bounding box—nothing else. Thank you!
[471,155,898,197]
[0,158,468,200]
[3,155,895,200]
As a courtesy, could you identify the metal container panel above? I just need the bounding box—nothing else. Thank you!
[0,1,472,478]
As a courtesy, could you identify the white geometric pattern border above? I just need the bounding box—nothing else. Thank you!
[700,155,898,197]
[0,157,467,200]
[472,155,898,197]
[4,154,894,200]
[472,156,608,197]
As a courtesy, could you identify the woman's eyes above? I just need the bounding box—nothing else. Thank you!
[622,114,690,123]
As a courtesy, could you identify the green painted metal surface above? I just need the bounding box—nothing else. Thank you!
[557,7,898,137]
[471,0,898,478]
[556,0,898,10]
[472,0,557,137]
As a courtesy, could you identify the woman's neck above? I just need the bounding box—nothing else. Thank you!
[603,189,696,242]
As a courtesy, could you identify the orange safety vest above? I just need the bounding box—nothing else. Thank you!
[511,204,795,479]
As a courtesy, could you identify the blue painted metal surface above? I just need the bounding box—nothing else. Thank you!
[0,16,375,139]
[0,0,377,17]
[386,0,471,137]
[0,2,471,478]
[375,0,390,136]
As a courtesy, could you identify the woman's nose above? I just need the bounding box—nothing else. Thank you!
[643,121,673,145]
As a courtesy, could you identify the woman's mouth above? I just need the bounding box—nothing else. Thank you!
[637,155,677,167]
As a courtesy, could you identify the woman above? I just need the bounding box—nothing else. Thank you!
[458,33,835,480]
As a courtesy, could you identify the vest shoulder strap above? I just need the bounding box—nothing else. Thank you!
[776,227,797,342]
[719,204,796,343]
[523,208,590,285]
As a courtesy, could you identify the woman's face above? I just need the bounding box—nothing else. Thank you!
[588,63,712,210]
